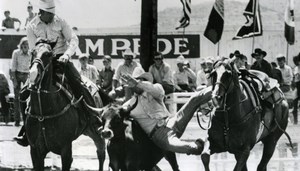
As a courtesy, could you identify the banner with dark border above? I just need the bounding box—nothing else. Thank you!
[0,34,200,59]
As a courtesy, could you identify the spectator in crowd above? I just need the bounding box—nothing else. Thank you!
[88,55,95,65]
[250,48,273,77]
[98,55,115,94]
[184,60,197,91]
[10,37,31,126]
[292,54,300,125]
[230,50,248,70]
[270,62,283,85]
[24,2,37,28]
[196,58,208,91]
[205,58,214,74]
[276,54,293,93]
[173,55,197,92]
[148,52,175,94]
[79,53,99,84]
[109,48,141,101]
[0,71,10,124]
[2,10,21,31]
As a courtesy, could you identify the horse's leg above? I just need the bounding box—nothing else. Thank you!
[164,151,180,171]
[30,147,47,171]
[233,149,250,171]
[61,144,73,171]
[85,128,106,171]
[257,130,284,171]
[201,153,211,171]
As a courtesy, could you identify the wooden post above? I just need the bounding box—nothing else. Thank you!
[140,0,157,71]
[217,42,220,56]
[286,42,289,65]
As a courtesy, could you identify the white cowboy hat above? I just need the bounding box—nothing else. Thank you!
[132,67,153,83]
[78,53,89,60]
[122,48,136,58]
[39,0,55,14]
[176,55,185,64]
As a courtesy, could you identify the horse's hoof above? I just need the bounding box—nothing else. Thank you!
[14,136,29,147]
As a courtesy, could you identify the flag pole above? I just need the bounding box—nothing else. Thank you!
[251,0,258,64]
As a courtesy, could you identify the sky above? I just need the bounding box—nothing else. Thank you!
[0,0,248,29]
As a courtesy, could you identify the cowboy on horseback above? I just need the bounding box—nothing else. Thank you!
[14,0,101,146]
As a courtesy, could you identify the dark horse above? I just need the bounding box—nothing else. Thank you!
[87,103,180,171]
[25,42,109,171]
[201,57,289,171]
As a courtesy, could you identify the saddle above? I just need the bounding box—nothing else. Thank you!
[55,73,103,108]
[248,70,278,92]
[239,69,284,108]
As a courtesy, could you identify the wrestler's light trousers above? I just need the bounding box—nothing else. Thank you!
[151,86,212,154]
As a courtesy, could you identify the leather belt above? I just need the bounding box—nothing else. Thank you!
[149,119,166,138]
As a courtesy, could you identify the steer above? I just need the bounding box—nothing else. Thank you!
[92,103,180,171]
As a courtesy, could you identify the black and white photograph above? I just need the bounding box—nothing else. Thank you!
[0,0,299,170]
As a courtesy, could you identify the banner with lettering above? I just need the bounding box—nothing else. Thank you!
[0,34,200,59]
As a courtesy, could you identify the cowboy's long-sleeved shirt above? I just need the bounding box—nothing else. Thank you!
[27,15,78,57]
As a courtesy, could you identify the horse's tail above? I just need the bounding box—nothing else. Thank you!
[274,117,293,148]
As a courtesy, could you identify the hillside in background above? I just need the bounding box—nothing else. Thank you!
[157,0,300,33]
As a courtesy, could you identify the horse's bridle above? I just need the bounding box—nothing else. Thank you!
[26,45,78,122]
[212,65,237,112]
[29,54,65,94]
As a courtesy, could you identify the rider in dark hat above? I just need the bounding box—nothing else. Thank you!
[250,48,273,77]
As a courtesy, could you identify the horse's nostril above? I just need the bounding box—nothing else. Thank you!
[101,129,113,139]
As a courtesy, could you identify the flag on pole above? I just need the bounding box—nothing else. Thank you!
[203,0,224,44]
[233,0,262,40]
[284,0,295,45]
[176,0,191,30]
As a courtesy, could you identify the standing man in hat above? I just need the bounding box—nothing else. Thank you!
[14,0,101,146]
[121,67,210,155]
[250,48,273,77]
[109,48,141,101]
[276,54,293,93]
[10,37,31,126]
[148,52,175,94]
[79,53,99,84]
[98,55,115,94]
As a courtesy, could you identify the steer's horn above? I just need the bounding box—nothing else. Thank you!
[83,100,104,115]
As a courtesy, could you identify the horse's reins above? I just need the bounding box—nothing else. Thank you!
[28,58,66,94]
